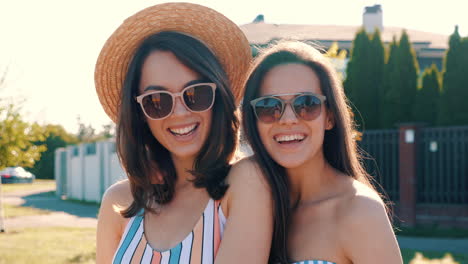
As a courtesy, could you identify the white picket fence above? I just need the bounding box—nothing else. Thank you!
[54,140,126,203]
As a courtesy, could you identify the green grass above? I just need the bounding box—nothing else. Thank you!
[1,179,56,194]
[2,203,52,218]
[0,226,466,264]
[402,249,468,264]
[0,227,96,264]
[396,225,468,238]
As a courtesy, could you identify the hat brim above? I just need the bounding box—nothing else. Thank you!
[95,3,252,123]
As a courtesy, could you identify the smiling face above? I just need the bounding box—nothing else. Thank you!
[138,50,212,161]
[256,63,334,169]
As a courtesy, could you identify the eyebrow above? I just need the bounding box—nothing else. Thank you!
[143,79,208,92]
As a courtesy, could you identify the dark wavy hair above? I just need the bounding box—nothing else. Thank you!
[117,32,239,217]
[242,41,377,263]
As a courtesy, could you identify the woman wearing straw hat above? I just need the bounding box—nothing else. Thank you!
[95,3,273,263]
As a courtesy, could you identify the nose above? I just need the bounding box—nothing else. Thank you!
[171,95,190,117]
[278,103,298,125]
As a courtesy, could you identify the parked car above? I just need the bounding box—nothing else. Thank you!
[0,167,35,184]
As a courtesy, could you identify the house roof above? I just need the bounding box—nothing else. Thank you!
[240,23,449,49]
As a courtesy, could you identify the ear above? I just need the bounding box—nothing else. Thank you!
[325,109,335,130]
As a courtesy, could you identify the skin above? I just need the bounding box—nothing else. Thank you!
[257,63,402,264]
[96,51,272,263]
[140,51,213,163]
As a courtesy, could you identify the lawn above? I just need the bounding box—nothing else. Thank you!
[0,227,467,264]
[2,203,52,218]
[1,179,56,194]
[0,227,96,264]
[402,249,468,264]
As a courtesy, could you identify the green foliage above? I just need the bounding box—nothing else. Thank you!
[382,38,401,128]
[438,26,468,126]
[398,31,420,120]
[95,122,115,141]
[76,117,114,143]
[30,124,78,179]
[344,28,385,129]
[382,32,419,128]
[345,29,369,107]
[0,104,47,170]
[413,65,441,126]
[369,30,385,128]
[325,42,348,80]
[76,116,96,143]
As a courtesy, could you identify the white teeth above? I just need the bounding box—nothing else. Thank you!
[275,134,305,142]
[169,124,197,135]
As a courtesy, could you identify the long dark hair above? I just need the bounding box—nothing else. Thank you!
[117,32,239,217]
[242,41,375,263]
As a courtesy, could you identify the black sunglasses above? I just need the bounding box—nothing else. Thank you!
[250,92,327,124]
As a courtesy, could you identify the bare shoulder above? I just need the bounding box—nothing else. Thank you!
[222,157,271,217]
[215,158,273,263]
[337,178,402,263]
[226,156,268,189]
[101,179,133,208]
[337,179,388,229]
[97,181,134,262]
[99,179,134,224]
[344,179,386,217]
[229,156,259,175]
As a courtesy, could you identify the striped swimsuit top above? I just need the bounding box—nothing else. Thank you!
[112,199,226,264]
[292,261,336,264]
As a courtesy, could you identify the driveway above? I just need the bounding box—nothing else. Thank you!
[1,187,99,230]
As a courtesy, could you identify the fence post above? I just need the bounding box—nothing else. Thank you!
[0,180,5,232]
[55,148,62,197]
[398,123,423,227]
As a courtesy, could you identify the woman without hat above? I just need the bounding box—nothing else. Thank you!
[242,41,403,263]
[95,3,272,263]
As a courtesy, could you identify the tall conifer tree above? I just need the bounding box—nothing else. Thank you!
[369,30,385,129]
[382,38,400,128]
[397,31,420,122]
[345,28,385,129]
[413,64,441,125]
[382,32,419,127]
[438,26,468,125]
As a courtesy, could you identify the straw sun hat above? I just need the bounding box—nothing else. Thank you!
[95,2,252,123]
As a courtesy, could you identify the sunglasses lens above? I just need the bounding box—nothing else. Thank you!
[254,98,283,123]
[293,95,322,121]
[141,92,173,119]
[183,84,215,112]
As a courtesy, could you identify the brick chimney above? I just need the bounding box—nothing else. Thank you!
[363,4,383,33]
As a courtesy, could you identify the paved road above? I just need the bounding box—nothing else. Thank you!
[2,187,99,230]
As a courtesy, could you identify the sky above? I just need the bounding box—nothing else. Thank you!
[0,0,467,134]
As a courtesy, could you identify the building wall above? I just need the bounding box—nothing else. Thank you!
[55,141,126,203]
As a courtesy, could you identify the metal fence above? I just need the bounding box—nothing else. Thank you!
[417,126,468,204]
[359,125,468,205]
[359,129,400,202]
